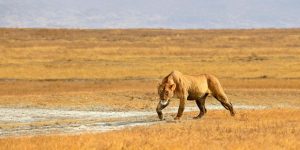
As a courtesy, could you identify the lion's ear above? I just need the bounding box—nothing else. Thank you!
[170,84,176,91]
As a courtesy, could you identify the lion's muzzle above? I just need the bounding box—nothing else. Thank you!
[160,99,169,106]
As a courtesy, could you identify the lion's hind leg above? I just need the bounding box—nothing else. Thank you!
[207,75,235,116]
[213,93,235,116]
[194,93,208,119]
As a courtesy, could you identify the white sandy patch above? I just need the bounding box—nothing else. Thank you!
[0,104,271,137]
[0,108,155,123]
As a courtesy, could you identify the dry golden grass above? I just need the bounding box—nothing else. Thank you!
[0,28,300,81]
[0,28,299,149]
[0,28,299,108]
[1,109,299,150]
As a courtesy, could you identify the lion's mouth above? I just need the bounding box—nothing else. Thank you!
[160,99,169,106]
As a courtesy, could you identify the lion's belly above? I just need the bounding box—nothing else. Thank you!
[187,92,206,100]
[187,95,196,100]
[187,78,208,100]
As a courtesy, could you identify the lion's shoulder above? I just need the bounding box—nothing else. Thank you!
[170,70,183,76]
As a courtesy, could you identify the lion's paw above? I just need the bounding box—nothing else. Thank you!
[174,116,181,120]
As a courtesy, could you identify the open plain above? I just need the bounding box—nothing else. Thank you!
[0,28,299,149]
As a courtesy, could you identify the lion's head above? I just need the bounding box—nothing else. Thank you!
[157,81,176,106]
[156,71,190,120]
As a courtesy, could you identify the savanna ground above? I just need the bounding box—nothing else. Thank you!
[0,28,299,149]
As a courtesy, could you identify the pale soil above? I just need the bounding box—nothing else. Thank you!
[0,104,272,137]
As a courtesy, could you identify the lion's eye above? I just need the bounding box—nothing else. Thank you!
[165,92,168,95]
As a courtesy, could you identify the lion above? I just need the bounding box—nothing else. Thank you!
[156,70,235,120]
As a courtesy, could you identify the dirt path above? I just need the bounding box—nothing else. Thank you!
[0,105,270,137]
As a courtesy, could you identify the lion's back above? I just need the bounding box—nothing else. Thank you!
[184,74,210,95]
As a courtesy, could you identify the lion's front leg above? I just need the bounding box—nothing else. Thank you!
[156,101,169,120]
[174,99,185,120]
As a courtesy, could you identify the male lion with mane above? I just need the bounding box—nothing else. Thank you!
[156,70,235,120]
